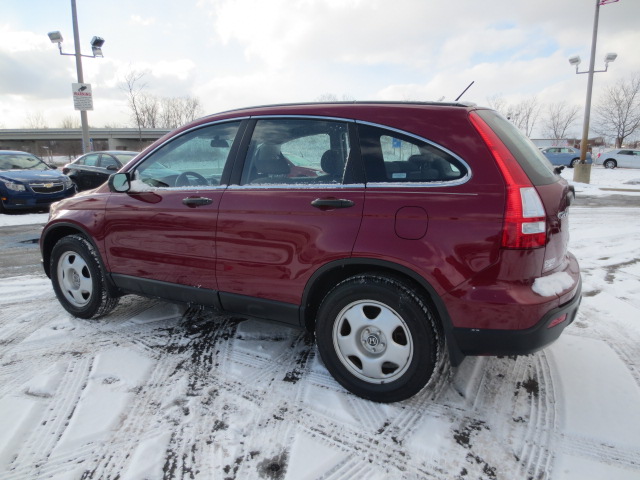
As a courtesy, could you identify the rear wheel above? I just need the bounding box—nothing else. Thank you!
[604,159,617,169]
[50,234,119,319]
[315,274,440,402]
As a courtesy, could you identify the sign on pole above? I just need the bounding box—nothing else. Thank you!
[72,83,93,111]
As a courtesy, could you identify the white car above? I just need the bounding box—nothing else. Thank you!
[595,149,640,169]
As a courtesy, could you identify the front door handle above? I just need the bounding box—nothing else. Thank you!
[311,198,355,209]
[183,197,213,207]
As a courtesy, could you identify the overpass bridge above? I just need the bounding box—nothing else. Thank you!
[0,128,170,159]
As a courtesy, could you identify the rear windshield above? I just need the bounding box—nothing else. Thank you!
[475,109,557,186]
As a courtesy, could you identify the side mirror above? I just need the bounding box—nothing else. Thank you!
[106,165,119,171]
[108,172,131,192]
[48,164,58,170]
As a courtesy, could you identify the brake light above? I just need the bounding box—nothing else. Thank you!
[469,112,547,249]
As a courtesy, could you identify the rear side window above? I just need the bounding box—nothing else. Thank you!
[475,109,557,186]
[357,124,467,183]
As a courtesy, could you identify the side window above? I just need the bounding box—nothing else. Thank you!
[240,119,351,185]
[83,154,100,167]
[100,155,119,169]
[358,124,467,183]
[134,122,241,189]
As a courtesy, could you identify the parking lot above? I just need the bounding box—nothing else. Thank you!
[1,168,639,479]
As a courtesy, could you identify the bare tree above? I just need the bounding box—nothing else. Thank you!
[59,116,81,129]
[486,94,508,116]
[593,74,640,148]
[24,112,48,129]
[486,94,541,137]
[159,96,202,129]
[122,70,148,145]
[508,96,541,137]
[542,101,580,139]
[138,93,161,128]
[315,93,356,102]
[122,69,203,138]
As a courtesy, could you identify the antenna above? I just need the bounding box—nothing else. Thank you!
[455,81,475,102]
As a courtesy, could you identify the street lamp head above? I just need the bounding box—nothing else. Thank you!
[90,36,105,48]
[47,31,63,44]
[90,37,105,57]
[604,52,618,64]
[568,55,581,66]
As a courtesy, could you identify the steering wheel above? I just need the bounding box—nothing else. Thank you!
[175,171,209,187]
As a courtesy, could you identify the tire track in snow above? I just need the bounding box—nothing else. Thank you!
[515,352,556,480]
[5,355,94,479]
[555,433,640,471]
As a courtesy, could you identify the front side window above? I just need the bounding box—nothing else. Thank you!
[240,119,351,185]
[82,154,100,167]
[100,155,119,169]
[134,122,241,189]
[358,124,467,183]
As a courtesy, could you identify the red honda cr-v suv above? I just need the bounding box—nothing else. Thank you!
[40,102,581,402]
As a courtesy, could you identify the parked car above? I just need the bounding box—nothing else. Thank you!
[63,151,139,191]
[40,102,581,402]
[0,150,76,213]
[595,149,640,169]
[540,146,591,167]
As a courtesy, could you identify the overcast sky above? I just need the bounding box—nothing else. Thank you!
[1,0,639,138]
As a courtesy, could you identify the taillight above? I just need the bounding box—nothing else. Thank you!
[469,112,547,249]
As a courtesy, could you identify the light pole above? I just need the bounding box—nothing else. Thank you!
[570,0,619,184]
[48,0,104,154]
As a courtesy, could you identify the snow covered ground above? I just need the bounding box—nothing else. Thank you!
[1,166,639,479]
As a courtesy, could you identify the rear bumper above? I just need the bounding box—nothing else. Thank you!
[452,276,582,356]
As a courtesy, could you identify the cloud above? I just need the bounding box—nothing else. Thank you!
[129,15,157,27]
[1,0,638,133]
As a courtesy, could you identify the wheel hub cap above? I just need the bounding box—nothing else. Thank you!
[72,271,81,289]
[361,327,387,354]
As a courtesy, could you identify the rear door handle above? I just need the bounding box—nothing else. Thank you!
[183,197,213,207]
[311,198,355,209]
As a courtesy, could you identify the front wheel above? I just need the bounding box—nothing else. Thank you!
[50,234,119,319]
[569,158,579,168]
[315,274,440,402]
[603,159,616,169]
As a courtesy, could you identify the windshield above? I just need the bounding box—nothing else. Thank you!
[0,153,50,171]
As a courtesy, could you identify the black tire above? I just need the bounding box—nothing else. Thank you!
[569,158,579,168]
[604,159,616,169]
[50,234,119,319]
[315,274,440,402]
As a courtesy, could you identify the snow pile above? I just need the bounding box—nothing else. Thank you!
[532,271,574,297]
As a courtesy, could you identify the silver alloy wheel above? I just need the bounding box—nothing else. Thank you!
[332,300,414,384]
[57,251,93,307]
